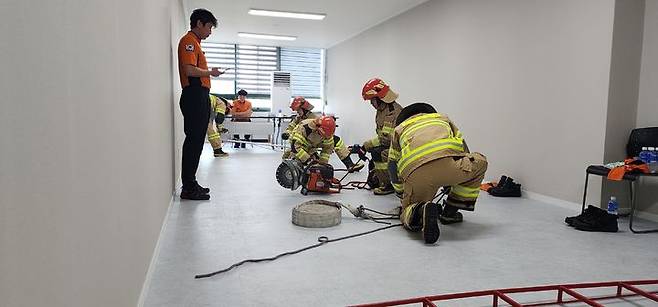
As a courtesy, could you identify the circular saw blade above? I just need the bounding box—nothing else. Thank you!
[276,159,302,190]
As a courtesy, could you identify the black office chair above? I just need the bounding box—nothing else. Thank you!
[581,127,658,233]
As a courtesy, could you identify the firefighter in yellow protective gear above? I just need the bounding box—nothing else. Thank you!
[282,97,364,172]
[360,78,403,195]
[206,95,229,157]
[388,103,488,244]
[289,116,336,165]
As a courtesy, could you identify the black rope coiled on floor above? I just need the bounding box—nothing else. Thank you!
[194,223,402,279]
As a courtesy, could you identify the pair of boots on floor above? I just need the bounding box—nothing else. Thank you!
[565,205,618,232]
[487,175,521,197]
[403,201,463,244]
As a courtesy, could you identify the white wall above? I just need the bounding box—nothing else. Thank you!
[0,0,182,306]
[326,0,615,204]
[636,0,658,215]
[601,0,645,210]
[638,1,658,128]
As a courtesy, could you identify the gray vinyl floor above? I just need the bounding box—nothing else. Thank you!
[143,144,658,307]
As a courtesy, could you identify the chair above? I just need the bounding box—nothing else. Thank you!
[581,127,658,233]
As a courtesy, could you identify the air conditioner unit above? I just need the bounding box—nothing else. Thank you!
[271,71,291,115]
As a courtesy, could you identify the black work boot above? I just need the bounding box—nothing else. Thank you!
[213,148,228,157]
[439,204,464,224]
[565,205,606,227]
[489,177,521,197]
[422,202,442,244]
[341,157,365,173]
[374,183,395,195]
[403,203,425,232]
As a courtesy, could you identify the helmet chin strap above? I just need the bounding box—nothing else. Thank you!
[375,99,386,110]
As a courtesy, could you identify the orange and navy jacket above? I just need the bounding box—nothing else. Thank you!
[177,31,210,88]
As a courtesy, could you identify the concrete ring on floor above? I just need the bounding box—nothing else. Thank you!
[292,200,342,228]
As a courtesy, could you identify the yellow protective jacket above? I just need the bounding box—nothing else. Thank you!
[388,113,466,181]
[285,111,319,136]
[363,102,402,150]
[290,118,334,164]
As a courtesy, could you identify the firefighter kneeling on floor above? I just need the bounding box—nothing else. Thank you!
[290,116,337,166]
[282,96,364,172]
[357,78,403,195]
[389,103,488,244]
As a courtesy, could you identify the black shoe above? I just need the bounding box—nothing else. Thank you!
[192,182,210,194]
[565,205,606,226]
[572,211,618,232]
[213,148,228,157]
[422,202,441,244]
[374,184,395,195]
[489,177,521,197]
[180,188,210,200]
[497,175,508,187]
[439,209,463,225]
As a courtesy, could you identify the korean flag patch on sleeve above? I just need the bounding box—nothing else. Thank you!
[185,44,194,51]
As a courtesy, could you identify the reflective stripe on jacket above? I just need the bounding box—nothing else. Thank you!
[290,119,333,164]
[388,113,465,180]
[285,111,319,135]
[209,95,226,115]
[364,102,402,149]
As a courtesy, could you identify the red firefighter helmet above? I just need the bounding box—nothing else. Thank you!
[290,96,314,111]
[316,116,336,137]
[361,78,398,103]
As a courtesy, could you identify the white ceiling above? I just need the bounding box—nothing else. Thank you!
[183,0,428,49]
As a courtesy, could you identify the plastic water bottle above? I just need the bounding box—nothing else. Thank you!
[648,147,657,163]
[639,147,650,163]
[648,147,658,173]
[607,196,619,215]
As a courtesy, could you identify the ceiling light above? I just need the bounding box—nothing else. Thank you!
[248,9,326,20]
[238,32,297,41]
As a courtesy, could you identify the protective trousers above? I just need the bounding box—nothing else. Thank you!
[180,85,210,190]
[206,123,222,149]
[370,146,391,188]
[400,153,487,230]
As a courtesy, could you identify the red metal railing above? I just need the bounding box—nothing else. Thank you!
[350,279,658,307]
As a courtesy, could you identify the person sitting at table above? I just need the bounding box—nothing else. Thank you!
[231,89,253,148]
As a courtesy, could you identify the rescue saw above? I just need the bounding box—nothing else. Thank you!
[276,159,342,195]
